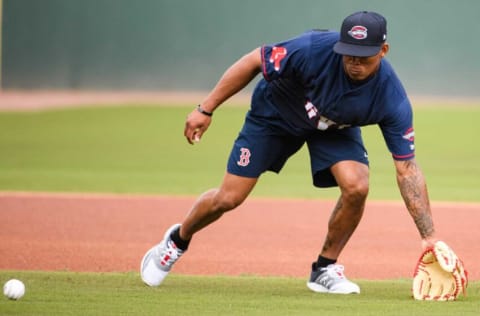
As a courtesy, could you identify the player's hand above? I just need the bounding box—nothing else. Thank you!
[184,107,212,144]
[421,236,438,251]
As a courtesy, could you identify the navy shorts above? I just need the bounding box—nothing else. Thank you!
[226,112,369,187]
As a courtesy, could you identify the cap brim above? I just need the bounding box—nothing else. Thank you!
[333,41,381,57]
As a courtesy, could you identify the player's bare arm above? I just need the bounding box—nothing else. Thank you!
[184,48,262,144]
[394,159,436,246]
[200,47,262,112]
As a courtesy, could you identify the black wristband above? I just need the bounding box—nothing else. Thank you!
[197,104,213,117]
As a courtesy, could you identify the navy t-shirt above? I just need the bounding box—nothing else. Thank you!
[252,30,415,160]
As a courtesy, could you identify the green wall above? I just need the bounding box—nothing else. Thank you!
[2,0,479,96]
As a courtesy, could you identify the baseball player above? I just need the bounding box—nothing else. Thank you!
[141,11,465,296]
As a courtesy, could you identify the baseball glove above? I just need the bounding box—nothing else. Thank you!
[412,241,468,301]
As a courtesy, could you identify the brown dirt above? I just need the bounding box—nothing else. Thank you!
[0,90,478,111]
[0,90,478,280]
[0,90,251,111]
[0,192,478,280]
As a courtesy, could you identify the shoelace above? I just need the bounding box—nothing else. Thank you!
[159,240,183,267]
[322,264,346,280]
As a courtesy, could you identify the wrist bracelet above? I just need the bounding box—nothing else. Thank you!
[197,104,213,117]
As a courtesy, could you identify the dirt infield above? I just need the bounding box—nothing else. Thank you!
[1,90,479,111]
[0,90,478,280]
[0,192,478,280]
[0,90,250,111]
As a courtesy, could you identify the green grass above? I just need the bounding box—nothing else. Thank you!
[0,103,479,201]
[1,271,479,316]
[363,105,480,201]
[0,103,479,315]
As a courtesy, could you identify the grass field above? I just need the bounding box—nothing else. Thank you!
[0,104,479,201]
[1,103,479,314]
[1,271,479,316]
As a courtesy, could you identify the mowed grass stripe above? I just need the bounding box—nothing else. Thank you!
[0,104,479,201]
[0,271,479,316]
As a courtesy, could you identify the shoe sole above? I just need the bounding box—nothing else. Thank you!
[307,281,329,293]
[307,281,360,294]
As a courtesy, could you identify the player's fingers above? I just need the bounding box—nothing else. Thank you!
[184,126,194,145]
[184,120,198,144]
[184,126,202,145]
[192,128,203,143]
[184,110,211,144]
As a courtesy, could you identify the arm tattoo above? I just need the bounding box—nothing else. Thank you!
[397,160,435,239]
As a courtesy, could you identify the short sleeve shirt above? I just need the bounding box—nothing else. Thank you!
[254,30,415,160]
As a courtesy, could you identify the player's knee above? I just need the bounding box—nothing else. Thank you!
[210,191,245,214]
[341,177,369,204]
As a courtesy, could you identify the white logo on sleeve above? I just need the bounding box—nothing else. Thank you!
[402,128,415,141]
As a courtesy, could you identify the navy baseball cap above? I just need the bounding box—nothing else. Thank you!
[333,11,387,57]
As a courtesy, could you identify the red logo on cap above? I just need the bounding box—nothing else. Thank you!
[348,26,368,40]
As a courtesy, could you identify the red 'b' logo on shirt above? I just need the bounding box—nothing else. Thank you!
[269,46,287,71]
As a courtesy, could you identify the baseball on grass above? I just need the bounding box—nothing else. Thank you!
[3,279,25,300]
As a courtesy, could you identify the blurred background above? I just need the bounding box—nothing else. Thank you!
[2,0,479,97]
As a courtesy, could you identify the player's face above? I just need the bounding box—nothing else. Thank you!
[342,44,389,81]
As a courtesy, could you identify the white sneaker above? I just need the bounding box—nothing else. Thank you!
[140,224,184,286]
[307,264,360,294]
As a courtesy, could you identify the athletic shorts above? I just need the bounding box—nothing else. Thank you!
[226,111,369,187]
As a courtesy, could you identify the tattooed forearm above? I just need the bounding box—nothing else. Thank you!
[396,159,435,239]
[412,212,434,239]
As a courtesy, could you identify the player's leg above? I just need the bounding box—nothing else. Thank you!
[179,172,258,240]
[141,111,303,286]
[307,161,369,294]
[306,128,369,294]
[320,160,369,260]
[140,172,258,287]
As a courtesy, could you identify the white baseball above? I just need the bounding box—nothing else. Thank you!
[3,279,25,300]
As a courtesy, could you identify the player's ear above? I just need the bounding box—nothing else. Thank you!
[380,43,389,57]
